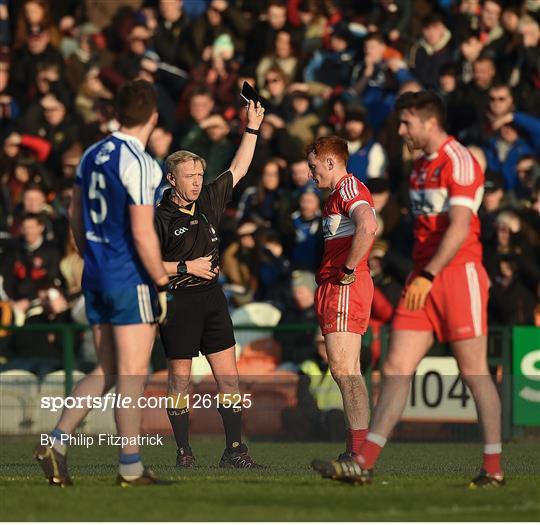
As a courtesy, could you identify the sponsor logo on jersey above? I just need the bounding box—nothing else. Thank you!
[95,141,116,165]
[174,227,188,236]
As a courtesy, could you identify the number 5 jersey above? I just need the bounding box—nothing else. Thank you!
[75,131,162,291]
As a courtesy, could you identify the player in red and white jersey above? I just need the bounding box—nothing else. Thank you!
[312,92,504,488]
[306,136,378,460]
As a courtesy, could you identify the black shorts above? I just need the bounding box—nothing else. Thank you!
[159,284,236,359]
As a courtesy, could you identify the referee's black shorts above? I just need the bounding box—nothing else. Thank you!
[159,284,236,359]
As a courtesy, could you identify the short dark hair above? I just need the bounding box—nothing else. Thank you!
[305,136,349,165]
[268,0,287,9]
[489,82,512,95]
[439,62,459,78]
[394,90,446,127]
[190,86,214,101]
[422,13,444,28]
[364,32,386,45]
[22,212,45,226]
[116,80,157,128]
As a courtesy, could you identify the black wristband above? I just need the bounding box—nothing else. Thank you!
[245,127,260,136]
[342,265,354,275]
[419,270,435,282]
[177,261,187,274]
[157,282,169,292]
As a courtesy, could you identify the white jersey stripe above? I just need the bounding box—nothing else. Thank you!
[445,141,475,185]
[455,141,473,185]
[139,284,152,323]
[465,263,482,337]
[348,200,371,217]
[343,285,351,332]
[337,286,343,331]
[143,284,154,323]
[137,285,147,323]
[448,196,476,212]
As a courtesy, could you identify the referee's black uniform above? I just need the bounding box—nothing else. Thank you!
[155,171,235,359]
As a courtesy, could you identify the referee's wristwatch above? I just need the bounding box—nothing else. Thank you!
[177,260,188,274]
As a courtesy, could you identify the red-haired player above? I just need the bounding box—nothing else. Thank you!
[305,136,378,459]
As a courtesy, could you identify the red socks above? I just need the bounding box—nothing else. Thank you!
[354,432,387,469]
[482,444,503,476]
[346,428,368,455]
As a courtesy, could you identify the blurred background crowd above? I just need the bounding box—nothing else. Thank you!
[0,0,539,377]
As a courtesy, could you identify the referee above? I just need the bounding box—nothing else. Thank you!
[155,100,265,468]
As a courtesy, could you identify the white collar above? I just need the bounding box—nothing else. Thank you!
[112,131,145,151]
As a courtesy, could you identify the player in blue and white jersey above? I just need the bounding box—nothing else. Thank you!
[34,80,170,487]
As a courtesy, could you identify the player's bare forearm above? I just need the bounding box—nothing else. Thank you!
[130,205,168,286]
[68,186,86,255]
[163,261,178,276]
[423,205,471,275]
[134,233,169,285]
[345,205,378,269]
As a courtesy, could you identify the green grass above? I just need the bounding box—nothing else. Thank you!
[0,436,539,521]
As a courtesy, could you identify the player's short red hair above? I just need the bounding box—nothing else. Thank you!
[305,136,349,165]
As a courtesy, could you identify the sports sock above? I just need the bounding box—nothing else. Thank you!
[217,393,242,452]
[119,452,144,480]
[355,432,387,469]
[167,394,190,451]
[482,443,502,476]
[50,427,68,455]
[346,428,368,455]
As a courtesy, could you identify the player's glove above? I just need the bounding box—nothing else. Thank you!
[338,265,356,285]
[403,271,434,311]
[156,283,169,324]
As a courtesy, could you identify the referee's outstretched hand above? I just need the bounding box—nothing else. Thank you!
[186,255,218,280]
[247,100,265,129]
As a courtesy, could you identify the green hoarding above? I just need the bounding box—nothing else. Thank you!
[513,326,540,426]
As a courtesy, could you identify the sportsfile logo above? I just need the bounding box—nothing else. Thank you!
[40,392,253,412]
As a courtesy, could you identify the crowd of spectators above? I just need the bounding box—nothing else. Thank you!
[0,0,538,375]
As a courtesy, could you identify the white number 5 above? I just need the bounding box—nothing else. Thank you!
[89,171,107,224]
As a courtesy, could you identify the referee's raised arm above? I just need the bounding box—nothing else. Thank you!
[229,100,265,188]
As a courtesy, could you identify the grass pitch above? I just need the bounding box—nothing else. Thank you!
[0,436,539,521]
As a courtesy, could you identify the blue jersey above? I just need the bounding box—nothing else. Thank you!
[75,131,162,292]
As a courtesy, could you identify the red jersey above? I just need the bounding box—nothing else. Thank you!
[410,136,484,269]
[317,174,375,284]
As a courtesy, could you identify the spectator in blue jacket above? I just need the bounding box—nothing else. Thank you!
[288,187,323,273]
[347,32,415,132]
[484,122,533,191]
[344,106,387,182]
[304,25,356,88]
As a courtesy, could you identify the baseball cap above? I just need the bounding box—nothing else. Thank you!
[484,170,504,193]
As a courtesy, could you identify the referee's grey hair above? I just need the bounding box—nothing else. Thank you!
[166,150,207,174]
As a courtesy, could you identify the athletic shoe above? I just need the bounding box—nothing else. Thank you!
[116,467,171,487]
[34,444,72,487]
[176,446,196,468]
[337,451,354,461]
[311,458,372,485]
[219,444,264,469]
[468,469,505,488]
